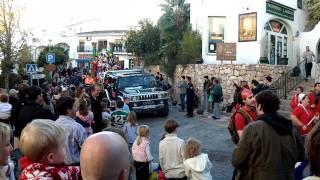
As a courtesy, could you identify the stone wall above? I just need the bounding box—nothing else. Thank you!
[315,64,320,83]
[147,64,289,105]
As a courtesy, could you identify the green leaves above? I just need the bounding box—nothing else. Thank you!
[305,0,320,30]
[37,46,69,67]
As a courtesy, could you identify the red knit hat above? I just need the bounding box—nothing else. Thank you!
[240,88,253,100]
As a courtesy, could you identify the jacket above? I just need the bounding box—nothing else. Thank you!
[16,101,56,137]
[159,134,185,178]
[212,84,223,102]
[19,156,81,180]
[232,113,302,180]
[90,95,102,132]
[184,153,212,180]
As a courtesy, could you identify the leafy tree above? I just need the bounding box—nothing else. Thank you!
[0,0,24,89]
[37,46,69,67]
[305,0,320,30]
[178,29,202,66]
[126,19,161,65]
[158,0,190,79]
[16,44,33,75]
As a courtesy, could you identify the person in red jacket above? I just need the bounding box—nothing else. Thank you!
[234,89,257,139]
[290,86,304,110]
[291,93,318,137]
[308,82,320,114]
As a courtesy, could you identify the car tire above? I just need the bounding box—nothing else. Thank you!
[157,100,169,117]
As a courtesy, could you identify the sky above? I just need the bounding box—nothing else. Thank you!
[17,0,163,40]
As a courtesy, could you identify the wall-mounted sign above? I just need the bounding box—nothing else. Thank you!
[216,43,237,61]
[266,1,295,21]
[239,12,257,42]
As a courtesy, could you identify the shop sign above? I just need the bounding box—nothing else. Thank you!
[266,1,294,21]
[216,43,236,62]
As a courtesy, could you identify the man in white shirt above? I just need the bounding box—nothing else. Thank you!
[303,46,316,78]
[159,119,186,180]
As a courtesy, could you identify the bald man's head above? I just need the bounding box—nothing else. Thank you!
[80,132,130,180]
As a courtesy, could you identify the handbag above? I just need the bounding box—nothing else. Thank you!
[208,95,213,102]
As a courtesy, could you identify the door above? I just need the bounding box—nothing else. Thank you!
[268,32,286,65]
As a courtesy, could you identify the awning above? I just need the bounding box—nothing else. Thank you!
[76,58,92,63]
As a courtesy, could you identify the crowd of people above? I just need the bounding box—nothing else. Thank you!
[227,76,320,180]
[0,78,213,180]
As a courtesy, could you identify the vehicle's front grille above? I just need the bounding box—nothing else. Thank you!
[139,94,158,100]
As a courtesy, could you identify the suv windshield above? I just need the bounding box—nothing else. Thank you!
[117,75,155,89]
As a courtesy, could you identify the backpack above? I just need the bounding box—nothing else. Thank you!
[228,108,252,144]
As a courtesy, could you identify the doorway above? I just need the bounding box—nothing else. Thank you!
[317,39,320,63]
[265,20,288,65]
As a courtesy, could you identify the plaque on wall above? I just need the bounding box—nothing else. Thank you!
[216,43,237,62]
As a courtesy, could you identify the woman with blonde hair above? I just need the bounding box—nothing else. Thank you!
[0,123,14,179]
[184,138,212,180]
[123,111,138,150]
[132,125,153,180]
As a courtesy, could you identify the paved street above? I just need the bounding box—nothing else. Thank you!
[139,105,235,179]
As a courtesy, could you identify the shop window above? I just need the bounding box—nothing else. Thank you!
[208,16,226,54]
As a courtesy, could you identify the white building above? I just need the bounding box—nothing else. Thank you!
[190,0,308,66]
[75,30,133,69]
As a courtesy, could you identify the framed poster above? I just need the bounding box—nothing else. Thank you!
[208,16,226,53]
[239,12,257,42]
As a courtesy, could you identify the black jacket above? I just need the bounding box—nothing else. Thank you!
[16,101,56,137]
[186,83,195,103]
[90,95,102,132]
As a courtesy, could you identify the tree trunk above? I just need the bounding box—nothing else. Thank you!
[4,71,9,90]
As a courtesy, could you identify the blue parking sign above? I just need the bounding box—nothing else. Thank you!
[46,53,55,64]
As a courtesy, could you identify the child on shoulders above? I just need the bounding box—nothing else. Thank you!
[19,119,81,180]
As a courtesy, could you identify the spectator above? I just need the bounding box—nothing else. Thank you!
[80,132,130,180]
[0,123,14,180]
[304,128,320,180]
[264,76,277,94]
[178,76,187,112]
[202,76,211,113]
[123,97,130,113]
[132,125,153,180]
[291,94,318,138]
[55,96,88,165]
[123,111,138,151]
[16,86,56,138]
[212,79,223,119]
[308,82,320,114]
[8,89,18,106]
[251,79,267,95]
[0,93,12,125]
[111,100,129,128]
[90,85,103,133]
[19,119,81,179]
[75,99,94,135]
[303,46,316,79]
[291,86,304,110]
[183,138,212,180]
[101,102,111,128]
[185,76,195,118]
[159,119,186,179]
[232,90,303,180]
[234,89,257,139]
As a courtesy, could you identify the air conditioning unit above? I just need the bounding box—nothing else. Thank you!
[86,37,92,41]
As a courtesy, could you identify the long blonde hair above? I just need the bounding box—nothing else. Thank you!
[184,138,201,159]
[0,123,11,179]
[128,112,137,127]
[136,125,149,146]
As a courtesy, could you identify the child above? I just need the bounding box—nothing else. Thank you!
[123,111,138,150]
[19,119,81,179]
[0,93,12,123]
[0,123,14,180]
[76,99,94,135]
[183,138,212,180]
[101,102,112,129]
[132,125,153,180]
[122,97,130,113]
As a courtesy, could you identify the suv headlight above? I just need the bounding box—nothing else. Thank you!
[159,93,167,98]
[132,96,137,101]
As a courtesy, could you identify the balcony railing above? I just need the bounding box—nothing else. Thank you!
[77,46,93,52]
